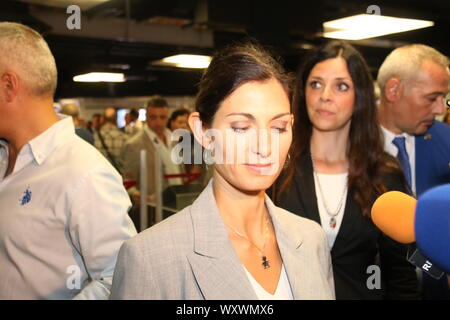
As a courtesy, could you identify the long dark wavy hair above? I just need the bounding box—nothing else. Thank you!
[278,40,403,218]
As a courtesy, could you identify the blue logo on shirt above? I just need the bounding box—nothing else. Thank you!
[19,187,32,205]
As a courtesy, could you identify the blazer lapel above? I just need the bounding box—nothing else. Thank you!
[266,197,322,300]
[330,190,359,255]
[295,154,321,225]
[186,181,256,300]
[294,153,358,255]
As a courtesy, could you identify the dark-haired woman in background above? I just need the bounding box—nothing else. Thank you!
[168,108,190,131]
[110,41,335,300]
[274,41,420,300]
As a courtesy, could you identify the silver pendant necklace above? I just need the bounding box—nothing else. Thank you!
[226,216,271,269]
[311,154,348,229]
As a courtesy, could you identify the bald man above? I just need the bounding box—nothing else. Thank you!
[60,103,94,145]
[0,22,136,299]
[377,44,450,300]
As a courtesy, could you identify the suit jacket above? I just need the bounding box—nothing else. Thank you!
[110,180,335,300]
[273,153,420,300]
[122,129,158,195]
[415,121,450,196]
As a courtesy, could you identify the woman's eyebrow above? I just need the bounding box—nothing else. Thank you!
[226,112,290,121]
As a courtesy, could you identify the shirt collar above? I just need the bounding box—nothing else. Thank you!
[143,124,172,146]
[0,139,8,150]
[0,139,8,179]
[27,115,75,165]
[381,125,413,142]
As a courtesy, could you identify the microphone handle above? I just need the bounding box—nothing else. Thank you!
[407,244,445,280]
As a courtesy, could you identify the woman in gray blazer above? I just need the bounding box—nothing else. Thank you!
[110,41,335,300]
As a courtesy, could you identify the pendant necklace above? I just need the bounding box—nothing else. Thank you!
[311,154,348,229]
[226,216,271,269]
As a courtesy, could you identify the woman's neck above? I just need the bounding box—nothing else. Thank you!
[310,127,350,174]
[212,171,269,238]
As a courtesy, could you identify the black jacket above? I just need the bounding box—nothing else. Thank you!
[272,153,420,300]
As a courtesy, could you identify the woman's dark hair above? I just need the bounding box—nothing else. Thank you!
[279,40,403,218]
[168,108,190,129]
[195,40,292,126]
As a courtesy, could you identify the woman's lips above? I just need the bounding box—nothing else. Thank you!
[316,108,335,116]
[245,163,273,167]
[244,163,276,174]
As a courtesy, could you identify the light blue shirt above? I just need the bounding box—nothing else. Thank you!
[0,116,137,299]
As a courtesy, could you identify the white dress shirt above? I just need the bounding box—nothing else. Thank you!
[381,126,416,194]
[0,116,137,299]
[143,125,183,185]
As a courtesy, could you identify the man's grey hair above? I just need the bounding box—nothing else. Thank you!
[0,22,57,97]
[377,44,449,95]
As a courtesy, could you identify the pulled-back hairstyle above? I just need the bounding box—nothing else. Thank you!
[279,40,403,218]
[195,40,292,126]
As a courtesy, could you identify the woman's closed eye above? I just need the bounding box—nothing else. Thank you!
[272,127,287,133]
[230,121,251,133]
[271,122,288,133]
[231,126,250,133]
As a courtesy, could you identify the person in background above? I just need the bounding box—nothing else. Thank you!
[121,96,184,209]
[94,107,128,173]
[168,108,203,177]
[273,40,420,300]
[377,44,450,299]
[110,41,335,300]
[0,21,136,300]
[60,103,94,145]
[89,113,103,133]
[122,108,142,137]
[168,108,190,131]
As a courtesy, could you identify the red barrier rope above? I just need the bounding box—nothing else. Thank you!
[123,173,201,189]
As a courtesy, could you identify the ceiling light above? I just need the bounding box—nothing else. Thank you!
[153,54,212,69]
[323,14,434,40]
[73,72,125,82]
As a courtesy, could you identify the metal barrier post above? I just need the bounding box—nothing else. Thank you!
[154,144,163,224]
[139,150,148,231]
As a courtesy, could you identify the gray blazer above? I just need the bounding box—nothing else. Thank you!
[110,180,335,300]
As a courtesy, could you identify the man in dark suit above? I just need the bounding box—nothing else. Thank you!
[377,44,450,299]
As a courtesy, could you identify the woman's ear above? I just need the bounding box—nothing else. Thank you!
[188,112,210,149]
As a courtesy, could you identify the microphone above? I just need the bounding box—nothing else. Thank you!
[415,184,450,274]
[371,191,445,279]
[371,191,416,244]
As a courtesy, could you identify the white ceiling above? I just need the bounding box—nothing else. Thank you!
[18,0,109,11]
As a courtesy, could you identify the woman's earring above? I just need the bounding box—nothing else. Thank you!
[284,153,291,170]
[204,146,215,166]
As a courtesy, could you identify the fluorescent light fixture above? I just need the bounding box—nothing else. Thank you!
[73,72,125,82]
[153,54,212,69]
[323,14,434,40]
